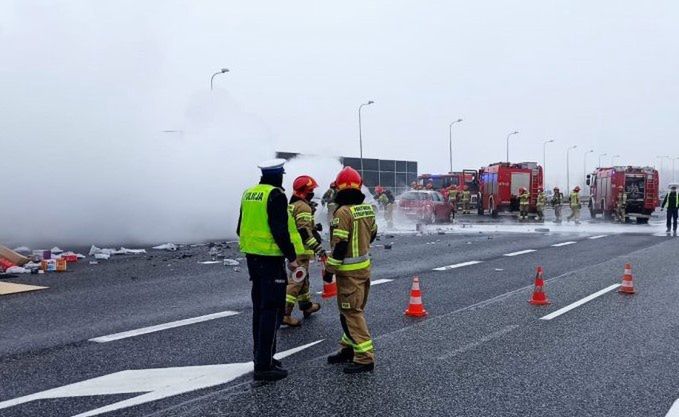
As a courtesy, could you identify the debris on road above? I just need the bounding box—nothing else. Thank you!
[223,259,240,266]
[50,246,64,255]
[13,246,30,254]
[94,253,111,260]
[117,247,147,255]
[199,261,221,265]
[152,243,178,251]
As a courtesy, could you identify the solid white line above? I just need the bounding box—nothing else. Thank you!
[89,311,240,343]
[588,235,608,240]
[433,260,482,271]
[371,279,393,286]
[551,241,577,247]
[503,249,536,257]
[665,398,679,417]
[540,284,621,321]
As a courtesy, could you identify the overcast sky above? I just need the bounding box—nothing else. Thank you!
[1,1,678,245]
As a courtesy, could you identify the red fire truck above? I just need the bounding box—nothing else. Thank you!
[416,170,480,207]
[478,162,544,217]
[586,166,659,223]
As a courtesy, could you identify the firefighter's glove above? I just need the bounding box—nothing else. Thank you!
[323,271,334,283]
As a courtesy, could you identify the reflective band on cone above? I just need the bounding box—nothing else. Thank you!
[405,276,428,317]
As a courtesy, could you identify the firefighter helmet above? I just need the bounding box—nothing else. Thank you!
[374,185,384,194]
[292,175,318,197]
[335,167,363,190]
[519,187,525,193]
[553,186,560,191]
[538,187,543,192]
[618,185,624,190]
[574,186,581,192]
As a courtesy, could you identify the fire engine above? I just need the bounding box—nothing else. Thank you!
[586,166,659,223]
[478,162,544,217]
[416,170,480,207]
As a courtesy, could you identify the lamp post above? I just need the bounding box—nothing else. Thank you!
[566,145,577,192]
[611,154,621,166]
[657,155,670,189]
[506,130,519,163]
[674,157,679,183]
[543,139,554,186]
[583,149,593,186]
[210,68,229,91]
[358,100,375,177]
[598,153,607,168]
[448,118,463,173]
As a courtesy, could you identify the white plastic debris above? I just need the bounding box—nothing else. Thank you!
[76,253,86,259]
[89,260,99,265]
[89,245,102,256]
[115,247,147,255]
[50,246,64,254]
[94,253,110,260]
[13,246,31,254]
[199,261,221,265]
[5,266,29,274]
[152,243,178,251]
[223,258,240,266]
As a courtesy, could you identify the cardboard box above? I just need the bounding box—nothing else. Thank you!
[0,245,29,266]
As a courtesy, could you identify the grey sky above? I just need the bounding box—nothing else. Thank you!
[1,1,678,244]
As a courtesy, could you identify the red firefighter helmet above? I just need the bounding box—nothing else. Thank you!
[292,175,319,198]
[336,167,363,190]
[618,185,624,190]
[374,185,384,194]
[574,186,581,192]
[538,187,543,192]
[519,187,525,193]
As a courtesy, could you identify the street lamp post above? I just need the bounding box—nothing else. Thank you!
[543,139,554,186]
[566,145,578,192]
[210,68,229,91]
[598,153,607,168]
[674,157,679,183]
[506,130,519,163]
[611,154,621,166]
[449,119,463,173]
[583,149,594,186]
[657,155,670,189]
[358,100,375,177]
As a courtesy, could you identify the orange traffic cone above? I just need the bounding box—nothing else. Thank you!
[404,276,428,317]
[618,263,636,294]
[320,258,337,299]
[528,266,551,305]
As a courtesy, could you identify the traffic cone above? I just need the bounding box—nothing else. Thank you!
[528,266,551,305]
[321,276,337,299]
[404,276,428,317]
[618,263,636,294]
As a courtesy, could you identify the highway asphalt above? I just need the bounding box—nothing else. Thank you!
[1,216,677,417]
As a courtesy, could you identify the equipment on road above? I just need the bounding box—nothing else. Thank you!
[404,276,428,317]
[478,162,544,217]
[528,266,551,305]
[618,263,636,294]
[587,166,659,224]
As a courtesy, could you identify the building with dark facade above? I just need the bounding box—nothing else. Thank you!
[276,152,418,196]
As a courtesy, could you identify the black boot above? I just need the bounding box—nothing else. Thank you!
[343,362,374,374]
[254,366,288,381]
[272,358,282,368]
[327,348,354,364]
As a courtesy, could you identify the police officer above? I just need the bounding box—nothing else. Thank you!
[324,167,378,374]
[616,185,627,223]
[661,185,679,235]
[552,187,563,223]
[536,187,547,221]
[237,159,300,381]
[283,175,325,327]
[567,186,582,224]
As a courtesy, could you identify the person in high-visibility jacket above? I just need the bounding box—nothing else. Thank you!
[448,186,459,210]
[324,167,378,374]
[518,187,530,220]
[552,187,563,223]
[375,185,395,229]
[321,182,338,229]
[567,186,582,224]
[283,175,326,327]
[461,186,471,214]
[615,185,627,223]
[536,187,547,221]
[661,185,679,235]
[237,159,302,382]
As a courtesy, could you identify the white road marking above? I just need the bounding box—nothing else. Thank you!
[433,260,482,271]
[437,325,519,360]
[588,235,608,240]
[665,398,679,417]
[503,249,536,257]
[0,340,323,417]
[371,279,393,286]
[540,284,621,321]
[551,241,577,247]
[89,311,240,343]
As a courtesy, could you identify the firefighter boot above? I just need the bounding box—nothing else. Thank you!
[302,302,321,319]
[327,348,354,364]
[282,305,301,327]
[343,362,375,374]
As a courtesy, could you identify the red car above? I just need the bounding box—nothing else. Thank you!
[397,190,453,223]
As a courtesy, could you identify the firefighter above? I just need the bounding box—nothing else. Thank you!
[461,186,471,214]
[536,187,547,221]
[518,187,530,220]
[324,167,378,374]
[661,185,679,235]
[426,181,434,190]
[410,181,418,190]
[375,185,395,229]
[237,159,300,381]
[567,186,582,224]
[321,182,338,228]
[448,186,459,213]
[552,187,563,223]
[615,185,627,223]
[283,175,325,327]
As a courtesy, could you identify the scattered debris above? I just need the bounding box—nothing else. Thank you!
[94,253,110,260]
[89,261,99,265]
[117,247,147,255]
[152,243,178,251]
[223,258,240,266]
[5,266,29,274]
[199,261,221,265]
[233,267,242,272]
[13,246,30,254]
[50,246,64,254]
[89,245,116,256]
[0,245,29,266]
[495,268,504,271]
[384,243,393,250]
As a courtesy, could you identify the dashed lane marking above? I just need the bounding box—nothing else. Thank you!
[371,279,394,285]
[89,311,240,343]
[433,260,482,271]
[551,241,577,247]
[540,284,621,321]
[588,235,608,240]
[503,249,536,257]
[665,398,679,417]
